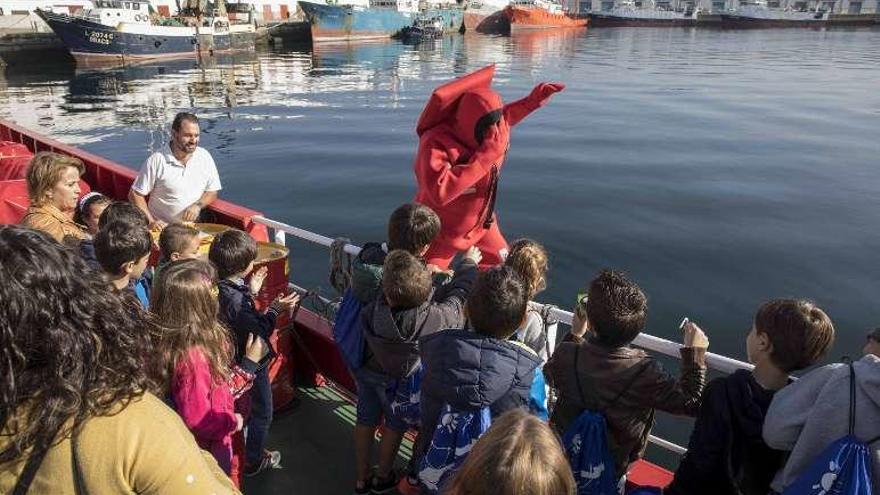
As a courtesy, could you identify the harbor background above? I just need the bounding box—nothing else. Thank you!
[1,27,879,457]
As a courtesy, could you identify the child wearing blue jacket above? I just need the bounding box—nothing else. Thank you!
[412,266,542,491]
[209,229,300,477]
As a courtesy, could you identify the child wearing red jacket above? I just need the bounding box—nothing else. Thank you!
[151,258,269,485]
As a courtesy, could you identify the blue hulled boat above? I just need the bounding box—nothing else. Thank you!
[35,1,254,65]
[298,0,464,43]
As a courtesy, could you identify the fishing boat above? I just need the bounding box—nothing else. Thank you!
[719,0,830,27]
[298,0,464,43]
[503,0,589,30]
[0,117,758,492]
[398,14,447,40]
[462,0,511,33]
[34,0,255,65]
[587,0,700,26]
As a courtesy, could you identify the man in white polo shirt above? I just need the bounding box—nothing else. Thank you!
[129,112,221,229]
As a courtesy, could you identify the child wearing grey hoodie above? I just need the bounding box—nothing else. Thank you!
[763,351,880,493]
[353,247,480,495]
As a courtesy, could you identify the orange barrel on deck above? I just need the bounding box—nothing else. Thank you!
[0,142,34,181]
[252,241,296,411]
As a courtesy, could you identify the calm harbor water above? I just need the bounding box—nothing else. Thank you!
[2,26,879,460]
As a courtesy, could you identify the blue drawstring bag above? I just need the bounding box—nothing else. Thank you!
[332,288,365,371]
[530,367,549,420]
[562,410,619,495]
[782,362,878,495]
[390,364,423,428]
[418,404,491,494]
[563,346,650,495]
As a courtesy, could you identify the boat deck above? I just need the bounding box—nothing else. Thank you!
[243,384,412,495]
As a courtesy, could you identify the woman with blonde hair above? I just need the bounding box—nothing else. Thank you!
[20,152,89,244]
[151,258,267,483]
[445,409,576,495]
[504,238,550,361]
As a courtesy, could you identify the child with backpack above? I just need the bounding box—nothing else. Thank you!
[414,266,542,493]
[445,409,576,495]
[762,326,880,494]
[334,203,443,373]
[667,299,835,495]
[150,259,269,482]
[544,269,708,492]
[353,247,480,494]
[208,229,300,477]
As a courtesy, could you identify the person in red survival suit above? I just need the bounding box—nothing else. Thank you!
[413,65,564,269]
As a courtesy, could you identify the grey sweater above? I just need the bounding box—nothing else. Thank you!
[512,310,549,363]
[763,354,880,493]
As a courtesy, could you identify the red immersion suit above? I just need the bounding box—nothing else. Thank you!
[413,65,564,269]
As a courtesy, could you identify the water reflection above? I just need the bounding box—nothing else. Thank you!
[0,30,597,140]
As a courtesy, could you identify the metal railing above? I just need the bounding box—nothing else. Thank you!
[253,215,757,457]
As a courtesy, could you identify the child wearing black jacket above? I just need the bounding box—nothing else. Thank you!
[666,299,834,495]
[209,229,299,477]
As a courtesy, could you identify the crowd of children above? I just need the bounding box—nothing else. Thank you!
[4,153,880,495]
[337,202,880,495]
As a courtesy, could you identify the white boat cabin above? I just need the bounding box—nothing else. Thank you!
[80,0,151,25]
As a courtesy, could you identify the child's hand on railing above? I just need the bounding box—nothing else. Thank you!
[681,320,709,349]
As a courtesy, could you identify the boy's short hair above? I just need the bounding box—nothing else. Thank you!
[585,269,647,348]
[467,266,528,339]
[387,203,441,254]
[208,229,257,279]
[382,250,432,309]
[159,223,200,259]
[754,299,834,372]
[93,221,152,275]
[99,202,149,230]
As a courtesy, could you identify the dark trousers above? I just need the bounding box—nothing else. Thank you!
[246,367,273,465]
